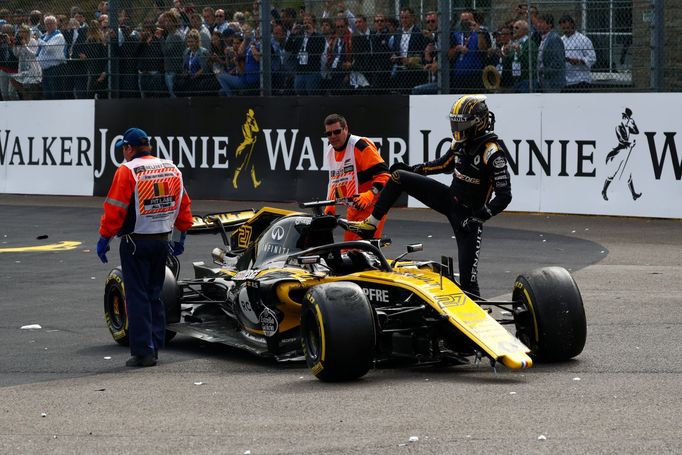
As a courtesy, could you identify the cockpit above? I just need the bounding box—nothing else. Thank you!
[252,215,336,268]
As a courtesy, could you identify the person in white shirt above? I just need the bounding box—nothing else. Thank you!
[37,15,66,99]
[559,14,596,91]
[11,25,42,99]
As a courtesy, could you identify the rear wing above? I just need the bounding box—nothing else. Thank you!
[188,209,256,234]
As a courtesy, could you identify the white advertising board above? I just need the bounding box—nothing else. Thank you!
[409,94,682,218]
[0,100,95,196]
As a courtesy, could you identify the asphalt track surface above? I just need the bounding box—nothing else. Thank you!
[1,194,681,454]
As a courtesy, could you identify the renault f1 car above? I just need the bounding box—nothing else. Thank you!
[103,200,587,381]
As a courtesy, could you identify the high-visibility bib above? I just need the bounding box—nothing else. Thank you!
[327,134,361,199]
[123,157,185,234]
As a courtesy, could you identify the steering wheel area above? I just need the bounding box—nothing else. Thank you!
[288,241,392,275]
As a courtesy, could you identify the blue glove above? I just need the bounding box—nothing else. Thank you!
[97,236,111,263]
[170,232,186,257]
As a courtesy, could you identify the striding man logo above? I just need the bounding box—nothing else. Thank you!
[232,108,262,190]
[602,108,642,201]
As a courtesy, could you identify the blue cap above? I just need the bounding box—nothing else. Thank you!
[115,128,150,150]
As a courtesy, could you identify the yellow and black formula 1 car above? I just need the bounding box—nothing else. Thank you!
[103,200,587,381]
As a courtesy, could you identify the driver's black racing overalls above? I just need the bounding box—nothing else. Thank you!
[372,133,512,296]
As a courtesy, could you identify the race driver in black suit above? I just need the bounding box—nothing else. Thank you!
[348,94,512,297]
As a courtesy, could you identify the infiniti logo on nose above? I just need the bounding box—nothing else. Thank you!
[271,226,285,240]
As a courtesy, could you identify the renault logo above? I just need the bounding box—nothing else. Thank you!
[271,226,285,241]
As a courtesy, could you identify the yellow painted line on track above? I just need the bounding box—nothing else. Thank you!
[0,241,82,253]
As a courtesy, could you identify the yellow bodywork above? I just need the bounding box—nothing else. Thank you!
[206,206,532,370]
[190,209,257,231]
[344,266,533,370]
[235,262,533,370]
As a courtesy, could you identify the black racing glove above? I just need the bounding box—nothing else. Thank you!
[473,206,492,221]
[460,216,484,233]
[390,162,425,175]
[460,206,492,233]
[389,162,412,173]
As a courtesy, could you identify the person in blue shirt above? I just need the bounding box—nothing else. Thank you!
[217,31,260,95]
[448,9,490,93]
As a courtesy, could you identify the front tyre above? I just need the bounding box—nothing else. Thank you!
[512,267,587,361]
[301,282,376,381]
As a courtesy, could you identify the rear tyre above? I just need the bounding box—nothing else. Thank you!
[166,254,180,280]
[161,267,180,326]
[300,282,376,381]
[104,267,129,346]
[103,266,177,346]
[512,266,587,361]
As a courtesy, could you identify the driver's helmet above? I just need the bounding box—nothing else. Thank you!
[449,94,493,143]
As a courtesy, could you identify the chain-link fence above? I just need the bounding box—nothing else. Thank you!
[0,0,673,100]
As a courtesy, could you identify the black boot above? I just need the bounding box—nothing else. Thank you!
[126,355,157,367]
[628,177,641,200]
[601,178,612,201]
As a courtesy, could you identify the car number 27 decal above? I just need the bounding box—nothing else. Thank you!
[238,225,252,248]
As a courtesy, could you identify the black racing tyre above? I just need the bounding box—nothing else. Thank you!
[103,267,178,346]
[104,267,129,346]
[166,254,180,280]
[300,282,376,382]
[161,266,180,325]
[512,267,587,362]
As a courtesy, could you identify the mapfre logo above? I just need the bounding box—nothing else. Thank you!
[362,287,389,303]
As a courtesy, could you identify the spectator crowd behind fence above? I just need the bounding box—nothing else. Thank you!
[0,0,665,101]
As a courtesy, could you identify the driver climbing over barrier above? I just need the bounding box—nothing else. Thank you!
[348,94,512,297]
